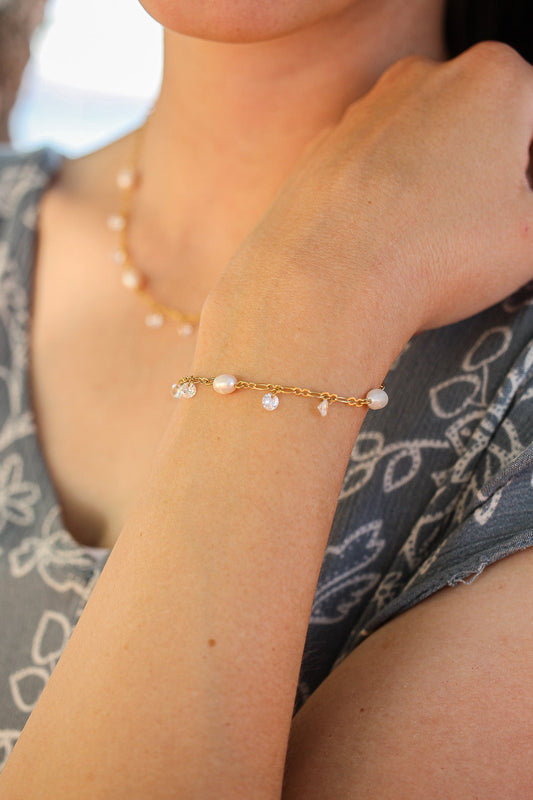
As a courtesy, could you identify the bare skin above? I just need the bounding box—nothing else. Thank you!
[1,0,532,797]
[31,0,447,549]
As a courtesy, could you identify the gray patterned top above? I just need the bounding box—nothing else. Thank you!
[1,148,532,768]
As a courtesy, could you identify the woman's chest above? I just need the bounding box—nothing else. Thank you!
[29,313,196,549]
[28,218,199,551]
[24,182,207,551]
[29,313,197,550]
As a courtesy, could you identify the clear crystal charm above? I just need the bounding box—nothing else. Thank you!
[107,214,126,232]
[145,313,164,328]
[317,399,329,417]
[116,168,136,190]
[262,393,279,411]
[121,268,143,290]
[181,381,197,398]
[171,381,197,399]
[178,323,194,337]
[113,249,127,265]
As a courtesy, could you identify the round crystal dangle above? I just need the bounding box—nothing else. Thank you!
[182,381,197,398]
[112,249,127,266]
[262,393,279,411]
[171,381,197,399]
[107,214,126,232]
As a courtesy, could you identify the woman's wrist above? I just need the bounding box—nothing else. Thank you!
[193,255,407,411]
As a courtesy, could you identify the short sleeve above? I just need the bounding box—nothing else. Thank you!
[333,337,533,667]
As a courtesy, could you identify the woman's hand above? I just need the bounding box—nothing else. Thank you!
[204,42,533,367]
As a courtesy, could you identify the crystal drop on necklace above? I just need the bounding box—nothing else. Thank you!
[178,323,194,337]
[113,249,127,265]
[107,214,126,232]
[122,267,143,290]
[145,313,164,328]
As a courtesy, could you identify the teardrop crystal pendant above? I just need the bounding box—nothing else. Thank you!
[317,399,329,417]
[262,393,279,411]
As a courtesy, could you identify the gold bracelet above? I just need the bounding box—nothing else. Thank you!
[171,374,388,417]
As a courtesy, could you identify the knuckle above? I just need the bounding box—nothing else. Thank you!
[461,40,524,78]
[449,41,533,105]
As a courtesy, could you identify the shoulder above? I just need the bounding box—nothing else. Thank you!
[0,146,62,244]
[0,146,62,196]
[285,544,533,799]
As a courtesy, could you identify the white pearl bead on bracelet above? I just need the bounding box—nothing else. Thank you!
[212,374,238,394]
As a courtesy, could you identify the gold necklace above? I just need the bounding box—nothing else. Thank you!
[107,128,201,337]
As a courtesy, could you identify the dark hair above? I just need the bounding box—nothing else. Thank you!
[445,0,533,63]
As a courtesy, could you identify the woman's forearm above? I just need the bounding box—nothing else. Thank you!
[0,277,396,799]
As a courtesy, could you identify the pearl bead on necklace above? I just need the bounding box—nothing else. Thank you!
[107,135,201,337]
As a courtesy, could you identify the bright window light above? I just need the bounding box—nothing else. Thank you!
[10,0,163,156]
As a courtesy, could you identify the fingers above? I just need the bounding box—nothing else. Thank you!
[453,41,533,130]
[449,42,533,202]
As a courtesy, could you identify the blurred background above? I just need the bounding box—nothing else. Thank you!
[1,0,163,156]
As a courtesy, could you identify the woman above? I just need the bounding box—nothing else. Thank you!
[0,0,532,795]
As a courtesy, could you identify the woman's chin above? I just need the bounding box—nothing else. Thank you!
[137,0,355,43]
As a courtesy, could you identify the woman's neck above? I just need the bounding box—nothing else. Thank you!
[134,0,446,279]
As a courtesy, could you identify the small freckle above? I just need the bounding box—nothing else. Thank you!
[208,638,216,648]
[359,707,365,713]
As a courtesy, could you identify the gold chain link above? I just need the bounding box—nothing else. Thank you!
[175,376,385,407]
[115,122,202,327]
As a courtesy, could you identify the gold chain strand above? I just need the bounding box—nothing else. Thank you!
[109,122,202,336]
[171,374,388,416]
